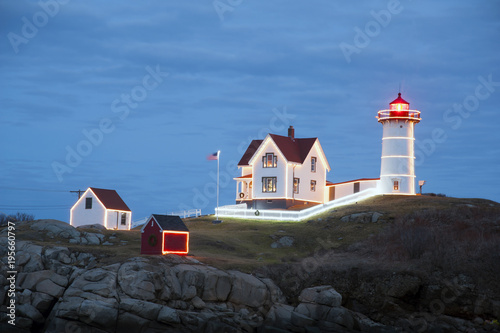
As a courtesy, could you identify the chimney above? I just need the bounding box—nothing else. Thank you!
[288,126,295,140]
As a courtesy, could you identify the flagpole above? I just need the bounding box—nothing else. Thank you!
[216,150,220,220]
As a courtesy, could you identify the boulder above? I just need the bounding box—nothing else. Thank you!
[371,212,384,223]
[291,311,315,327]
[157,306,181,324]
[294,303,331,321]
[82,232,102,245]
[36,279,65,298]
[265,303,294,328]
[18,270,68,290]
[16,251,31,267]
[17,303,44,324]
[115,312,150,332]
[117,261,163,301]
[30,220,81,239]
[228,271,269,308]
[17,241,43,255]
[79,299,118,329]
[299,286,342,307]
[21,254,44,273]
[31,291,55,314]
[83,268,108,282]
[44,246,71,260]
[340,212,383,223]
[326,307,354,330]
[271,236,295,248]
[261,278,286,304]
[77,224,107,230]
[191,296,206,309]
[120,298,163,321]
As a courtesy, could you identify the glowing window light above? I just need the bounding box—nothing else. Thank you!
[162,230,189,255]
[248,136,287,166]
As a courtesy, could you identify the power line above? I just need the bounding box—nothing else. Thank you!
[0,207,71,211]
[1,187,68,193]
[70,189,85,199]
[0,205,70,208]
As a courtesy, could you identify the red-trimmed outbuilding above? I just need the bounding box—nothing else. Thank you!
[140,214,189,255]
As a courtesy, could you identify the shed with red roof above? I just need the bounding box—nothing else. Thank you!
[70,187,132,230]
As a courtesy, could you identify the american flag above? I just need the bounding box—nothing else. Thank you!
[207,151,219,160]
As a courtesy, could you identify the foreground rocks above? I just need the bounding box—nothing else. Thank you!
[0,234,381,332]
[1,220,499,332]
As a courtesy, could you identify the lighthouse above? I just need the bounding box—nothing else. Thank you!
[377,93,421,195]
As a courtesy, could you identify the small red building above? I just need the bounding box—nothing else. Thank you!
[140,214,190,255]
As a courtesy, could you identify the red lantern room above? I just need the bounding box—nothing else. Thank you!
[377,93,420,123]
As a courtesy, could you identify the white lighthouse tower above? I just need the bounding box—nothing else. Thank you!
[377,93,421,195]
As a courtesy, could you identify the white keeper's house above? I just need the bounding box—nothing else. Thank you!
[235,126,331,210]
[70,187,132,230]
[223,92,421,219]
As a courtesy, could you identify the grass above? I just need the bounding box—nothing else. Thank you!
[8,195,500,273]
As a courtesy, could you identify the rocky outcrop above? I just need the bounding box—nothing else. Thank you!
[271,236,294,249]
[340,211,384,223]
[2,220,499,333]
[0,233,289,332]
[29,220,107,246]
[264,286,391,332]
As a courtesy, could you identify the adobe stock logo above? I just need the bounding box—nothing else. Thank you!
[7,0,70,54]
[339,0,404,64]
[51,65,168,182]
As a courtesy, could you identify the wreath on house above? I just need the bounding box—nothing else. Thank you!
[148,234,157,247]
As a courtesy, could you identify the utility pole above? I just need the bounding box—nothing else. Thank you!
[70,189,84,199]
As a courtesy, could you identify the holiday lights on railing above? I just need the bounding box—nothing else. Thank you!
[377,109,421,122]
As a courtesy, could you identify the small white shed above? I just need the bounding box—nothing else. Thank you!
[70,187,132,230]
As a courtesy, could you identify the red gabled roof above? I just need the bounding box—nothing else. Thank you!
[269,134,317,164]
[390,93,409,106]
[238,140,263,166]
[90,187,131,211]
[239,134,321,166]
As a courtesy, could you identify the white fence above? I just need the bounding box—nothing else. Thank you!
[215,188,378,222]
[132,217,148,228]
[168,209,202,219]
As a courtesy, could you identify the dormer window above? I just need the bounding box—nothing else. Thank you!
[311,157,317,172]
[263,153,277,168]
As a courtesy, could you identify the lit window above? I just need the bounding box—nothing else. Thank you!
[249,181,253,189]
[121,213,127,225]
[262,153,277,168]
[310,180,316,192]
[293,178,300,194]
[311,157,317,172]
[262,177,277,193]
[85,198,92,209]
[393,180,399,191]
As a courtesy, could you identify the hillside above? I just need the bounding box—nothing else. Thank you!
[2,195,500,332]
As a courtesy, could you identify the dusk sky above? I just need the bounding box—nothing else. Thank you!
[1,1,499,223]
